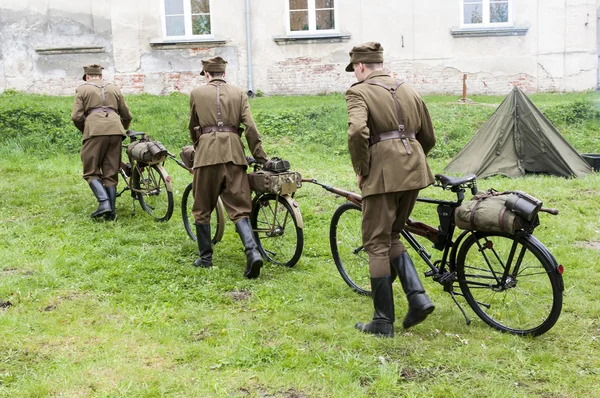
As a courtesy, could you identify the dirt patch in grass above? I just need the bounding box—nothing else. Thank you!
[226,289,252,301]
[575,241,600,250]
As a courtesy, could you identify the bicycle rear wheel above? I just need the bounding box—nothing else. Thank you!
[456,231,563,336]
[330,202,371,296]
[181,182,225,244]
[131,163,174,222]
[251,194,303,267]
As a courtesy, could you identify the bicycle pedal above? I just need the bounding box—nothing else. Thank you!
[424,270,435,277]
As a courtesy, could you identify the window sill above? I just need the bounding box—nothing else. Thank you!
[35,46,105,54]
[149,38,227,49]
[273,33,351,45]
[450,26,529,38]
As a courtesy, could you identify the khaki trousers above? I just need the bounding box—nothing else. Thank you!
[81,135,122,186]
[362,189,420,278]
[192,162,252,224]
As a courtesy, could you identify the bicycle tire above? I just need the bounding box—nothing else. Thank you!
[251,194,303,267]
[131,164,174,222]
[456,231,563,336]
[330,202,371,296]
[181,182,225,245]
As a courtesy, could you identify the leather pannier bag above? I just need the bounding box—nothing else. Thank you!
[127,140,168,165]
[455,191,523,234]
[263,157,290,173]
[179,145,195,169]
[248,170,302,195]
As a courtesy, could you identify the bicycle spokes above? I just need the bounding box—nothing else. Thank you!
[457,232,562,336]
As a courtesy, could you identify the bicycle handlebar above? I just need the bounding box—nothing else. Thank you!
[166,151,193,173]
[540,207,559,215]
[303,178,363,204]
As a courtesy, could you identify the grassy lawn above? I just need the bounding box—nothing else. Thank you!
[1,90,600,397]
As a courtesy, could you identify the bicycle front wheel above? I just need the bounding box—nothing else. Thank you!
[330,202,371,296]
[181,182,225,245]
[131,163,174,222]
[251,194,303,267]
[456,231,563,336]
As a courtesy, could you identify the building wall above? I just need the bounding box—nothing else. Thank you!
[0,0,597,96]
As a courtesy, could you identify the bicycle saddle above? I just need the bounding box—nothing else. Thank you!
[435,174,477,189]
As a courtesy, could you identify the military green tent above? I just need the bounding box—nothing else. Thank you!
[444,86,592,178]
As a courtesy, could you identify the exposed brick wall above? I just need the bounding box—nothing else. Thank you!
[264,57,554,96]
[16,61,590,97]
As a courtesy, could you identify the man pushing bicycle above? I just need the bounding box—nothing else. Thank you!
[188,56,269,279]
[345,42,437,337]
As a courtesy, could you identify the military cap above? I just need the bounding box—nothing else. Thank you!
[345,42,384,72]
[82,64,104,81]
[200,56,228,76]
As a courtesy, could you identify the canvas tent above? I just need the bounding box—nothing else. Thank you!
[444,86,592,179]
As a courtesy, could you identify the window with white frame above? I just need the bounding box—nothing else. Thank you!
[162,0,212,38]
[462,0,512,27]
[288,0,336,34]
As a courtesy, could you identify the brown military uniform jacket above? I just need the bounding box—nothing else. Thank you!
[189,78,268,168]
[346,70,436,197]
[71,82,133,141]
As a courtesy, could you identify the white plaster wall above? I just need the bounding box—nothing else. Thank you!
[0,0,597,95]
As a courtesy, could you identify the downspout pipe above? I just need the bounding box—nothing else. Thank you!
[245,0,254,97]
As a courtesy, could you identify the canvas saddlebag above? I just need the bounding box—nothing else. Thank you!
[248,170,302,195]
[127,140,168,165]
[455,190,542,234]
[179,145,195,169]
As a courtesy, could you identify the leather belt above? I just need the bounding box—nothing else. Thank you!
[369,130,415,147]
[89,107,116,115]
[200,125,240,135]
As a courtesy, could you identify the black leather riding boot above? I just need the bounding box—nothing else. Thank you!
[235,218,263,279]
[391,252,435,329]
[104,185,117,221]
[193,223,213,268]
[355,276,395,337]
[88,179,111,218]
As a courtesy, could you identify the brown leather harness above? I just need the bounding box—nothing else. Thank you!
[365,79,414,154]
[196,82,241,137]
[86,82,117,117]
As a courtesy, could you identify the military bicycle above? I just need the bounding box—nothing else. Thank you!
[116,130,175,221]
[181,157,304,268]
[307,174,564,337]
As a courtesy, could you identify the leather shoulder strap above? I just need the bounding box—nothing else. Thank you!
[366,79,406,132]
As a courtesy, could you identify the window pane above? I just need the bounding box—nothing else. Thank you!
[192,14,211,34]
[165,0,184,15]
[464,3,482,24]
[490,2,508,23]
[464,0,479,3]
[316,0,334,8]
[290,0,308,11]
[290,10,309,31]
[191,0,210,14]
[316,10,334,30]
[166,15,185,35]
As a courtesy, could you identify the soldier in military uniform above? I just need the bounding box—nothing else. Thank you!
[188,56,269,279]
[345,43,437,337]
[71,64,133,221]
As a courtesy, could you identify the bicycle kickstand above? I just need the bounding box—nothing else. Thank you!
[449,291,471,326]
[436,272,472,326]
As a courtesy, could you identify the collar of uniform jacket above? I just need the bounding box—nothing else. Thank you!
[208,77,227,84]
[351,70,390,87]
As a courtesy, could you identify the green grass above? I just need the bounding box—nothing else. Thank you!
[1,91,600,397]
